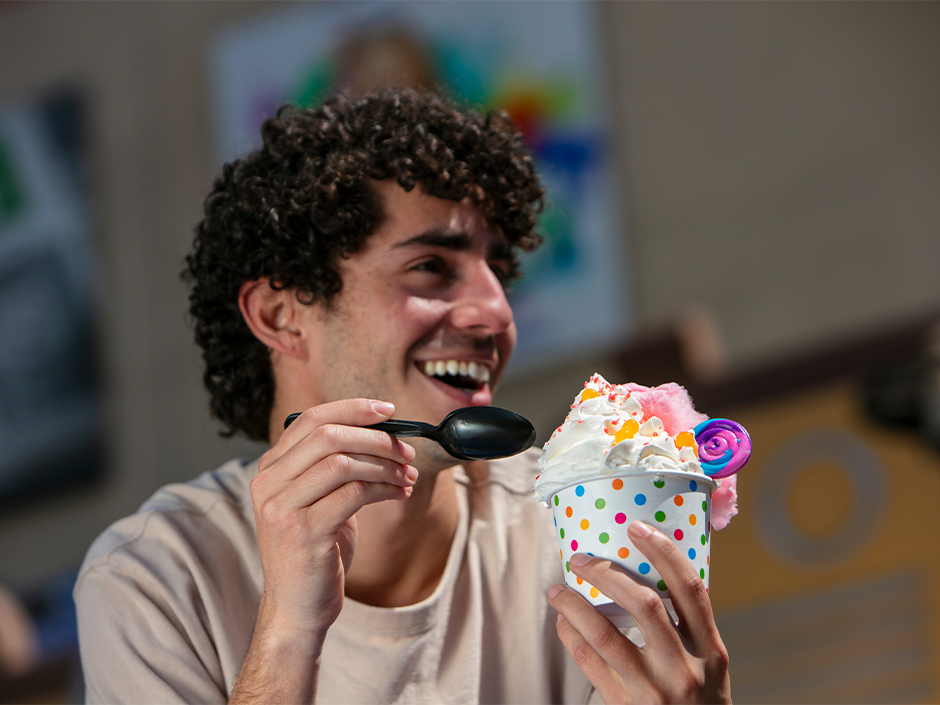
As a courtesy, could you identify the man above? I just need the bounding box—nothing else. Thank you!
[75,89,730,703]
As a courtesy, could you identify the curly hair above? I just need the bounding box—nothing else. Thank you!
[183,88,545,443]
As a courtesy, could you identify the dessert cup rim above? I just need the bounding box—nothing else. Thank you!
[546,469,717,503]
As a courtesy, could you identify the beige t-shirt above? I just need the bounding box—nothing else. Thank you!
[75,450,595,704]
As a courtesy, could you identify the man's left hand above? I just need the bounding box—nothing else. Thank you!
[547,520,731,704]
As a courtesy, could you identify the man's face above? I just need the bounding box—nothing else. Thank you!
[299,180,517,465]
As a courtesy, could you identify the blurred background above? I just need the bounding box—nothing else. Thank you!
[0,1,938,702]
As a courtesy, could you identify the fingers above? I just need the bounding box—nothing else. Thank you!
[626,521,724,655]
[259,399,415,492]
[548,586,639,702]
[261,477,413,544]
[271,421,414,485]
[565,551,688,672]
[266,398,410,468]
[274,452,417,510]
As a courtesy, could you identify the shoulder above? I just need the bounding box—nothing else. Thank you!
[76,457,259,591]
[74,457,262,704]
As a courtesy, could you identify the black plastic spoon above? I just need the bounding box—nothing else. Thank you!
[283,406,536,461]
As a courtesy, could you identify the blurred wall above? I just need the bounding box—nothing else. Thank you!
[0,1,937,594]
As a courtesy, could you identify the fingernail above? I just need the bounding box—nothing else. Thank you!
[399,441,416,461]
[569,553,591,567]
[403,465,419,482]
[556,613,566,623]
[547,584,564,600]
[373,401,395,416]
[629,520,652,539]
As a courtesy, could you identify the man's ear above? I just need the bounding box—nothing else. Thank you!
[238,278,311,359]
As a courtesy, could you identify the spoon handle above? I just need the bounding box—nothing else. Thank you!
[367,420,437,439]
[283,412,437,438]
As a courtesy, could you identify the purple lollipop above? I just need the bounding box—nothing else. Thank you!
[692,418,751,479]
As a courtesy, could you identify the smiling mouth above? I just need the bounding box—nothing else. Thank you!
[419,360,491,391]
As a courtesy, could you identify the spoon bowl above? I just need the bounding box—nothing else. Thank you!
[284,406,536,461]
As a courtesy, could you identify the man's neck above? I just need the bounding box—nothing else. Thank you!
[343,465,460,608]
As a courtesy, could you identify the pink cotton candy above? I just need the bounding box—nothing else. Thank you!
[620,382,707,437]
[711,473,738,531]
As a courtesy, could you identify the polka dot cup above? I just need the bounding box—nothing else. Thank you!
[549,471,717,628]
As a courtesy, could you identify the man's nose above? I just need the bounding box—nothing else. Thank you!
[448,262,514,334]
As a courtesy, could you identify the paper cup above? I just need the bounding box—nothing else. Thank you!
[548,470,718,629]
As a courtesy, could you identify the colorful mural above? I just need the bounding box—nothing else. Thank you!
[210,1,634,375]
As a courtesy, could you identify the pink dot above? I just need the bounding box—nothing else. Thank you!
[571,540,578,551]
[674,529,684,541]
[615,513,627,524]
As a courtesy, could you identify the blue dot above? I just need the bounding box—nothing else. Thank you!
[553,517,557,526]
[688,548,696,560]
[689,480,697,492]
[638,562,651,575]
[635,493,647,506]
[575,485,585,497]
[587,552,594,557]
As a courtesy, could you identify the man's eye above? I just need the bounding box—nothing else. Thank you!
[412,258,446,275]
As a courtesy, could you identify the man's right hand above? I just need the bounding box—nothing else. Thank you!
[230,399,416,704]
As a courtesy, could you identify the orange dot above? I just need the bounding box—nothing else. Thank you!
[618,547,630,559]
[612,478,624,490]
[580,389,600,402]
[674,495,684,507]
[707,555,710,565]
[613,419,640,444]
[590,587,600,598]
[566,506,573,518]
[576,577,584,585]
[560,550,563,559]
[689,514,697,526]
[675,431,698,457]
[580,519,590,530]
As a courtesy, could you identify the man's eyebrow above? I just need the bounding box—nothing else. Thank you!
[392,228,474,251]
[392,227,513,260]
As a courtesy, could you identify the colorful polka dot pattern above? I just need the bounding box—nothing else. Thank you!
[550,473,713,606]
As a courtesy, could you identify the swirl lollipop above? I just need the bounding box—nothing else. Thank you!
[692,418,751,478]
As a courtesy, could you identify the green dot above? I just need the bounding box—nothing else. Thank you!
[554,496,559,506]
[657,580,667,591]
[560,528,565,539]
[654,479,665,488]
[700,568,705,579]
[566,561,570,572]
[595,498,606,510]
[655,511,666,522]
[599,532,610,544]
[701,534,707,545]
[702,500,707,512]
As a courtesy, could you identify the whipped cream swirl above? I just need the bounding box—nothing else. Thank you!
[533,374,707,505]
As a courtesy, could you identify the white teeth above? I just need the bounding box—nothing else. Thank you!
[420,359,491,384]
